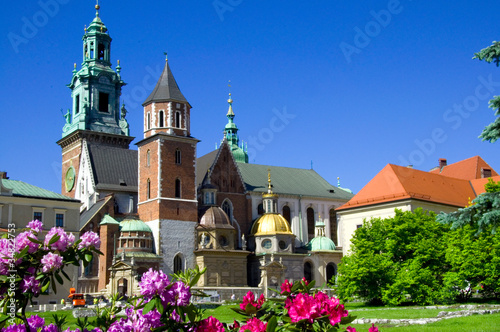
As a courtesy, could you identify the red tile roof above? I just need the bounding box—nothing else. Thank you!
[429,156,498,180]
[337,164,480,211]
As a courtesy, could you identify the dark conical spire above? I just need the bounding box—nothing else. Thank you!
[142,57,188,106]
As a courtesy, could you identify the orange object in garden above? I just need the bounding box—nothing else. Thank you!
[68,288,86,307]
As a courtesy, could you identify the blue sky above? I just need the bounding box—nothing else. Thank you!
[1,0,500,195]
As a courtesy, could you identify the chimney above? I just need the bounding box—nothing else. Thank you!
[439,158,447,169]
[0,172,7,179]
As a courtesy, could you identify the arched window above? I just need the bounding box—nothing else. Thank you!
[98,43,105,60]
[307,207,315,242]
[175,149,181,165]
[175,179,181,198]
[159,110,164,127]
[147,113,151,130]
[146,179,151,200]
[326,263,337,285]
[282,205,291,223]
[304,261,313,283]
[329,208,337,246]
[175,111,181,128]
[146,150,150,167]
[173,254,183,274]
[222,200,232,219]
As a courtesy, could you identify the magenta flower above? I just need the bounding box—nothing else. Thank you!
[368,324,379,332]
[239,317,267,332]
[20,275,41,295]
[346,327,357,332]
[167,281,191,306]
[239,291,265,311]
[138,268,170,300]
[41,252,63,273]
[280,279,293,294]
[108,308,162,332]
[78,231,101,250]
[285,292,321,323]
[44,228,74,252]
[16,231,39,254]
[198,316,224,332]
[27,220,43,233]
[41,325,58,332]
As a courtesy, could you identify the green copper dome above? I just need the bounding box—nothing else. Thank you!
[307,236,336,251]
[120,219,152,233]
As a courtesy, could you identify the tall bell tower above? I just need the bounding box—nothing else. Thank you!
[57,3,132,198]
[137,55,199,274]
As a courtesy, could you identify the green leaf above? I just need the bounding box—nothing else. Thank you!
[51,275,57,294]
[61,269,71,281]
[41,279,50,293]
[142,299,156,314]
[340,315,356,325]
[27,237,43,245]
[266,316,277,332]
[48,234,61,245]
[85,254,93,263]
[54,272,63,285]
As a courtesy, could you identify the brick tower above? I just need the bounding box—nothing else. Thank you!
[137,55,199,274]
[57,4,132,198]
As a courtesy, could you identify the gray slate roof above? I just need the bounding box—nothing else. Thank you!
[237,163,354,200]
[142,60,188,105]
[88,144,138,192]
[80,195,113,230]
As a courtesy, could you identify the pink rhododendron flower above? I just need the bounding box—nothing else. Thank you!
[198,316,224,332]
[44,228,74,252]
[78,231,101,250]
[41,252,63,273]
[20,275,41,295]
[239,317,267,332]
[285,292,321,323]
[108,308,162,332]
[280,279,293,294]
[368,324,379,332]
[139,268,170,299]
[239,291,265,311]
[27,220,43,233]
[16,231,39,254]
[167,281,191,306]
[346,327,357,332]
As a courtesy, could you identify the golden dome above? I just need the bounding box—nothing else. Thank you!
[251,213,292,236]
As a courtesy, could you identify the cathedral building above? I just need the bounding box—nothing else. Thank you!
[61,5,353,297]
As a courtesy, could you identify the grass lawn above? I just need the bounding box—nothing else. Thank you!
[18,303,500,331]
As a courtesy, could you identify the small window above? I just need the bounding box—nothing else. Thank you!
[33,211,43,223]
[283,205,291,223]
[56,214,64,227]
[146,179,151,200]
[75,95,80,114]
[262,239,272,249]
[99,92,109,113]
[175,149,181,165]
[147,113,151,130]
[98,43,105,60]
[175,179,181,198]
[356,224,362,229]
[175,111,181,128]
[482,168,492,178]
[147,150,151,167]
[159,110,164,127]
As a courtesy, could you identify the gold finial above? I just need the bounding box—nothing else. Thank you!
[117,59,120,65]
[164,51,168,61]
[74,63,77,69]
[267,168,272,193]
[95,0,100,12]
[84,25,87,32]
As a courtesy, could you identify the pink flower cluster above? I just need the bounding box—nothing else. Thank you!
[138,268,191,307]
[16,231,39,254]
[78,231,101,250]
[108,308,162,332]
[20,275,41,295]
[239,291,265,311]
[280,279,293,294]
[346,323,379,332]
[44,228,75,252]
[197,316,225,332]
[1,315,57,332]
[240,317,267,332]
[27,220,43,233]
[41,252,63,273]
[285,291,348,326]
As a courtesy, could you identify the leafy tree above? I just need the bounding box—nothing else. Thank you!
[338,209,449,305]
[473,41,500,142]
[443,223,500,301]
[437,178,500,233]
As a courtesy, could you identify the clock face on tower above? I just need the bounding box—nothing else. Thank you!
[65,166,76,192]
